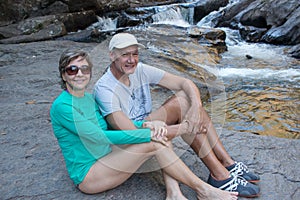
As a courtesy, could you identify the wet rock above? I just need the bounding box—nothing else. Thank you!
[0,0,97,26]
[0,21,66,44]
[57,11,98,32]
[56,29,108,43]
[1,0,299,52]
[188,25,227,53]
[239,25,268,43]
[0,0,179,27]
[129,24,222,83]
[261,6,300,45]
[0,11,98,43]
[288,44,300,59]
[245,54,252,59]
[212,0,300,46]
[193,0,229,23]
[0,1,181,44]
[41,1,70,15]
[213,0,257,28]
[0,15,60,39]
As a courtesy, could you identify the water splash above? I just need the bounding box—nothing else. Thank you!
[88,16,117,31]
[152,6,190,27]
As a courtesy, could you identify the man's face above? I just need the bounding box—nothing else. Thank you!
[110,45,139,76]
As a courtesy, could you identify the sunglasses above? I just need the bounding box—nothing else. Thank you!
[64,65,91,75]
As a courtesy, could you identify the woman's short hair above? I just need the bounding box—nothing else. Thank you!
[58,49,93,89]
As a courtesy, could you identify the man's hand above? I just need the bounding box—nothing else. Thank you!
[184,107,207,135]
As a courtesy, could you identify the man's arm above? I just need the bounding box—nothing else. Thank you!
[158,72,202,106]
[158,72,205,134]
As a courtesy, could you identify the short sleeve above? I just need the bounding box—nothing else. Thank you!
[138,63,165,84]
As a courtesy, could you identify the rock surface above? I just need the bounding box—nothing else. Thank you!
[0,40,299,200]
[211,0,300,58]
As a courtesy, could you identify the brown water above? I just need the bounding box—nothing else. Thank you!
[211,42,300,139]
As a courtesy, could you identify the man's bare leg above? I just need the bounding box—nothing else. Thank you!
[147,93,235,180]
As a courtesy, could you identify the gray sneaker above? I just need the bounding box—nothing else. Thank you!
[226,162,260,183]
[207,174,260,198]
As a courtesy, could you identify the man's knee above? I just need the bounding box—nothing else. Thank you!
[164,94,190,121]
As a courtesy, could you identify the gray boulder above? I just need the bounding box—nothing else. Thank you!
[211,0,300,58]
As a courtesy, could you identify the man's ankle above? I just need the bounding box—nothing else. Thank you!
[210,171,231,181]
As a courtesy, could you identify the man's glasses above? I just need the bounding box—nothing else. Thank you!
[64,65,91,75]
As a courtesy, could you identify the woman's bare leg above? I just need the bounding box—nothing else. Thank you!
[78,143,155,194]
[79,141,238,199]
[147,101,187,199]
[162,143,187,200]
[163,172,187,200]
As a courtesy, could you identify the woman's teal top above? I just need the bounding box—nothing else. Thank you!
[50,91,151,185]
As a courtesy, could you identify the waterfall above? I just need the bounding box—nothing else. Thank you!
[151,6,190,27]
[88,16,117,31]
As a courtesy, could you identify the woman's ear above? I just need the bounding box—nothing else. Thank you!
[62,73,67,81]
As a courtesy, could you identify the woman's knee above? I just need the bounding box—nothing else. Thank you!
[77,181,99,194]
[126,142,159,154]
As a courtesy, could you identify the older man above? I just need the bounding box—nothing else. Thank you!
[94,33,260,198]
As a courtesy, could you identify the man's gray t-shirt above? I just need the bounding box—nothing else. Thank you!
[94,62,165,121]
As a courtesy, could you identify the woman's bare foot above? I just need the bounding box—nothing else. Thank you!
[166,193,188,200]
[165,188,188,200]
[196,184,238,200]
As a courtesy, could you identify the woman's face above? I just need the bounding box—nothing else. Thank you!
[62,56,91,97]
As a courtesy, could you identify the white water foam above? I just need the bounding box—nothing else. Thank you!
[152,6,190,27]
[217,67,300,81]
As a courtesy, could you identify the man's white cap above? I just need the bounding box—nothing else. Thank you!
[109,33,145,51]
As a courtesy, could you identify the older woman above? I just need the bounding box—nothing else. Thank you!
[50,49,238,199]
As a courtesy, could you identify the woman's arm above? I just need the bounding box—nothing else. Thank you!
[52,102,151,147]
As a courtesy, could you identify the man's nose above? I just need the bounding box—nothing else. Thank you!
[127,54,135,62]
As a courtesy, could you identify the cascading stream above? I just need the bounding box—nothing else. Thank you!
[94,1,300,139]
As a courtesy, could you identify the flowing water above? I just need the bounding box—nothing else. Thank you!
[213,34,300,139]
[95,1,300,139]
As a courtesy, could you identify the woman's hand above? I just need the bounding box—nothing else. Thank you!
[143,121,167,138]
[143,121,168,146]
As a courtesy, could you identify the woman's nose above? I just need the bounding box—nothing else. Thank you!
[76,68,84,76]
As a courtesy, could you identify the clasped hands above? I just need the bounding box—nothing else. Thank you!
[143,121,168,146]
[142,112,207,146]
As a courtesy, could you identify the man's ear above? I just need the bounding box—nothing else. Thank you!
[109,51,115,62]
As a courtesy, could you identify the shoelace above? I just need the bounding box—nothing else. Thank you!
[230,162,249,177]
[219,174,248,192]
